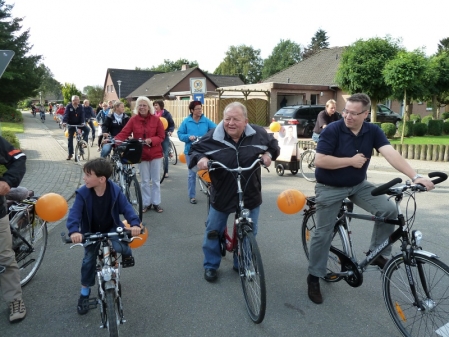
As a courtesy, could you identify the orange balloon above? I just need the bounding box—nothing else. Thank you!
[123,222,148,249]
[197,169,211,183]
[179,153,186,164]
[35,193,68,222]
[277,189,306,214]
[269,122,281,132]
[160,117,168,130]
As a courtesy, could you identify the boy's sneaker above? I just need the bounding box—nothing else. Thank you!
[9,299,26,323]
[77,291,91,315]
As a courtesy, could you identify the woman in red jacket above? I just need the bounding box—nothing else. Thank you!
[114,97,165,213]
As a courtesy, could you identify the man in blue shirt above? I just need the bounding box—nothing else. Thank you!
[307,93,435,304]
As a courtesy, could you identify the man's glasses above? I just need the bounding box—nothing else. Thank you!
[342,108,367,117]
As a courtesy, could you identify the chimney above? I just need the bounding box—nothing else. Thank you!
[181,64,189,71]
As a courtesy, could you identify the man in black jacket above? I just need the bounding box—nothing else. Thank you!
[189,102,280,282]
[63,95,90,160]
[0,136,27,322]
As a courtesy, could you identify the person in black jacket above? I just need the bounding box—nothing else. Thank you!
[100,101,130,158]
[153,100,175,178]
[189,102,280,282]
[83,100,96,144]
[63,95,90,160]
[0,136,27,322]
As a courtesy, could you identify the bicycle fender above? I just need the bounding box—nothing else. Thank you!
[104,280,115,290]
[412,250,439,259]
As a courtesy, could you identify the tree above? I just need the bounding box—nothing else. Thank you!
[0,1,44,105]
[214,45,263,84]
[61,83,81,105]
[37,64,62,101]
[437,37,449,54]
[143,59,199,72]
[302,29,330,60]
[335,37,402,122]
[426,51,449,118]
[262,39,302,79]
[83,85,104,106]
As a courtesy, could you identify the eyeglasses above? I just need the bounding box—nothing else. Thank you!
[193,107,202,111]
[342,108,367,117]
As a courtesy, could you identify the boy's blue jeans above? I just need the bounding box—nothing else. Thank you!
[81,237,132,287]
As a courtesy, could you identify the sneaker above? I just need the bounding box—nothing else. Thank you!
[77,292,90,315]
[9,299,26,323]
[307,275,323,304]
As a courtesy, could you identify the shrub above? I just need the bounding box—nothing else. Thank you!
[427,120,443,136]
[397,121,413,137]
[380,123,396,138]
[0,103,24,122]
[413,122,427,136]
[443,121,449,135]
[441,111,449,120]
[410,114,421,123]
[421,115,433,125]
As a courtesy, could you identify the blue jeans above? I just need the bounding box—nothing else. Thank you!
[203,205,260,270]
[68,126,90,156]
[81,237,132,287]
[100,143,113,158]
[185,155,196,199]
[87,119,95,139]
[312,132,320,143]
[161,135,169,174]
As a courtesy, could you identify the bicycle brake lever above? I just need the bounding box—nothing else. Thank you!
[70,243,84,249]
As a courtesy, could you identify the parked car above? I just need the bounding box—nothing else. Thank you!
[271,105,327,138]
[366,104,402,126]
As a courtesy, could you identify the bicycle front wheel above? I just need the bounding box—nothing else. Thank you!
[105,288,119,337]
[13,215,48,286]
[301,208,350,282]
[126,175,143,221]
[300,150,316,182]
[75,140,90,166]
[383,254,449,337]
[168,140,177,165]
[238,231,266,324]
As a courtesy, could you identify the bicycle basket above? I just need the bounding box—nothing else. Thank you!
[118,139,142,164]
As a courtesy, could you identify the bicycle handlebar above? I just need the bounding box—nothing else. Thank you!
[61,226,144,245]
[207,157,268,173]
[371,171,447,196]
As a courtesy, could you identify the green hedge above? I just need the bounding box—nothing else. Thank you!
[397,121,413,137]
[381,123,396,138]
[421,115,433,125]
[0,103,24,123]
[413,122,427,136]
[428,120,444,136]
[442,111,449,120]
[410,114,421,123]
[443,121,449,135]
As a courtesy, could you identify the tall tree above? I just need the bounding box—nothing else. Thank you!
[147,58,198,72]
[426,51,449,118]
[335,37,402,122]
[262,39,302,79]
[61,83,81,105]
[83,85,104,106]
[302,29,330,60]
[437,37,449,54]
[0,1,44,105]
[214,45,263,84]
[37,64,62,100]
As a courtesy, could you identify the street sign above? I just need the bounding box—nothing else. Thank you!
[0,50,14,79]
[190,77,207,94]
[193,93,204,104]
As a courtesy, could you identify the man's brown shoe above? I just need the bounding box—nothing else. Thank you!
[66,155,72,160]
[307,275,323,304]
[9,299,26,323]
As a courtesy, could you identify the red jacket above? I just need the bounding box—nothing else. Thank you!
[115,113,165,161]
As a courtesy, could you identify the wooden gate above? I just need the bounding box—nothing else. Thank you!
[218,98,269,126]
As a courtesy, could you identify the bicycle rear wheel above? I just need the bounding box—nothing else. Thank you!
[126,175,143,221]
[238,231,266,324]
[301,208,350,282]
[383,254,449,337]
[75,140,90,166]
[12,214,48,286]
[168,140,177,165]
[300,150,316,182]
[105,288,119,337]
[160,157,166,183]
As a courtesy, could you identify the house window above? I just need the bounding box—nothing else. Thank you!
[111,86,114,92]
[310,94,319,105]
[107,85,110,93]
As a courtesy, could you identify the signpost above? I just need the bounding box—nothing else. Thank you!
[0,50,14,78]
[193,93,204,104]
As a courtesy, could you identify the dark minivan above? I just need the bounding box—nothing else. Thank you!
[271,105,326,138]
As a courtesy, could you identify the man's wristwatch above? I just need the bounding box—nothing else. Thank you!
[412,174,423,182]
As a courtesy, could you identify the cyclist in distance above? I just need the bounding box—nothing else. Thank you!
[62,95,90,160]
[153,100,175,179]
[66,158,142,315]
[189,102,280,282]
[311,99,339,143]
[0,136,27,322]
[307,93,435,305]
[100,101,130,158]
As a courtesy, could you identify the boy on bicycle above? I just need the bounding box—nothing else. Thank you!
[66,158,142,315]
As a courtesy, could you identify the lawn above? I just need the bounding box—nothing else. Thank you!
[389,135,449,145]
[0,121,24,134]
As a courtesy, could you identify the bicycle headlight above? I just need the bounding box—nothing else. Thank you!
[241,208,250,219]
[413,230,423,246]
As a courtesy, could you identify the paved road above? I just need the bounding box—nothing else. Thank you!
[2,111,448,336]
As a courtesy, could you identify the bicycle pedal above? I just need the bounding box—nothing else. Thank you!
[87,297,98,309]
[122,256,135,268]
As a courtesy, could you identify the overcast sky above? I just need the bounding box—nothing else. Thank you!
[11,0,449,91]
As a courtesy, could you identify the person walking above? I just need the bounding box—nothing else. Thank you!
[153,100,175,178]
[83,100,96,146]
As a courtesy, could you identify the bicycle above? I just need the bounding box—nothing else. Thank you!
[62,227,142,337]
[5,188,47,286]
[299,142,316,182]
[67,124,90,165]
[159,156,166,184]
[301,172,448,337]
[108,138,144,220]
[207,158,267,324]
[39,109,45,123]
[168,138,177,165]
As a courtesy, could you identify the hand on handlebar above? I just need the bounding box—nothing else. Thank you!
[414,177,434,191]
[129,226,142,237]
[70,232,83,244]
[197,157,209,170]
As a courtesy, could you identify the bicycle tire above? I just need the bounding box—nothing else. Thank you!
[75,140,90,166]
[126,175,143,221]
[168,140,177,165]
[160,157,166,183]
[13,214,48,286]
[110,158,121,186]
[105,288,119,337]
[238,231,266,324]
[301,208,350,282]
[383,254,449,337]
[300,149,316,182]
